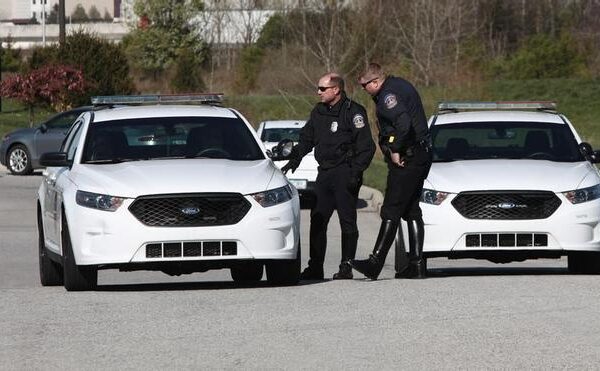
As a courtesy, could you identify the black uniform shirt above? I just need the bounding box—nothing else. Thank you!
[294,92,375,176]
[373,76,429,153]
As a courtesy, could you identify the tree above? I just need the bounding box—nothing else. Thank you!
[29,30,135,106]
[0,65,88,125]
[88,6,102,22]
[172,48,205,93]
[123,0,208,78]
[0,37,23,72]
[71,4,89,23]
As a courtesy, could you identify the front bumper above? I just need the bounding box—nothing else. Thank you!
[422,194,600,254]
[64,194,300,266]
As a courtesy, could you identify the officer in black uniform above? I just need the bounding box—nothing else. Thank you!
[350,63,432,280]
[282,73,375,280]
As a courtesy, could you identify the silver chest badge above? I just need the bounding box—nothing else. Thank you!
[330,121,338,132]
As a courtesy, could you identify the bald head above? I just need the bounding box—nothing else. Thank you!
[317,72,345,106]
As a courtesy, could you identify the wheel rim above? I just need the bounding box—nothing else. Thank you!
[9,148,28,172]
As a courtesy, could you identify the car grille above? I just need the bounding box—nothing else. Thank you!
[145,241,238,258]
[465,233,548,248]
[129,193,251,227]
[451,191,561,220]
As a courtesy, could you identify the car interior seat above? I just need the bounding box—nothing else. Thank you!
[89,131,128,160]
[524,130,551,154]
[444,137,470,159]
[186,125,225,156]
[267,132,282,142]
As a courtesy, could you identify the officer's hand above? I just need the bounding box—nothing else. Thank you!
[391,152,405,167]
[281,160,299,175]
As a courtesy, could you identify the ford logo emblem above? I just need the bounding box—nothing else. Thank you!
[498,202,516,209]
[181,206,200,216]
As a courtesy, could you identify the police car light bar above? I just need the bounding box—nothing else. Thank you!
[91,94,224,106]
[438,101,557,112]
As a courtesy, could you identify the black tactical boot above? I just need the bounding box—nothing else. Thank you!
[299,264,324,280]
[333,232,358,280]
[397,217,427,279]
[350,220,399,280]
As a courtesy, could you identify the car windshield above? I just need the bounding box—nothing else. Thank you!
[431,121,584,162]
[81,116,264,163]
[261,128,302,143]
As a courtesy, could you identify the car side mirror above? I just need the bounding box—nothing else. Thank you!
[269,139,295,161]
[579,142,600,163]
[40,124,48,133]
[40,152,71,167]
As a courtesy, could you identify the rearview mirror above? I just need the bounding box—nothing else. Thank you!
[269,139,295,161]
[40,152,71,167]
[579,142,600,163]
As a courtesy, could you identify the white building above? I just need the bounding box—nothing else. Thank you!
[0,0,115,23]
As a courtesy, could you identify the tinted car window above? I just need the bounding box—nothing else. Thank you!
[431,121,584,162]
[45,111,83,129]
[261,128,302,142]
[82,116,265,162]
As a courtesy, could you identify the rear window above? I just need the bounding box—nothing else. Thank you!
[82,116,264,163]
[261,128,302,143]
[431,121,583,162]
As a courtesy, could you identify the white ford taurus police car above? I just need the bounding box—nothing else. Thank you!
[37,95,301,291]
[420,102,600,273]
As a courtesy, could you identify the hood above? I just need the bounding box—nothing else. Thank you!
[426,160,598,193]
[71,159,278,197]
[6,127,37,138]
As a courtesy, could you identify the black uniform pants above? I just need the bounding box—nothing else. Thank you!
[308,164,361,267]
[381,147,432,222]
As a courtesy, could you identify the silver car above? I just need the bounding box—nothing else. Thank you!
[0,106,90,175]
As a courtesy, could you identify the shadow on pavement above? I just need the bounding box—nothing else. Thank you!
[95,279,328,292]
[427,266,569,277]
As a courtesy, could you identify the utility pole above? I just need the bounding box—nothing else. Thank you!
[42,0,46,46]
[59,0,66,45]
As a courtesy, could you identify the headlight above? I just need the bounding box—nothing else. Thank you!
[563,184,600,204]
[420,188,449,205]
[76,190,125,211]
[251,185,293,207]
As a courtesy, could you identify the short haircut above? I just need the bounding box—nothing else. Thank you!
[329,74,345,91]
[358,63,386,84]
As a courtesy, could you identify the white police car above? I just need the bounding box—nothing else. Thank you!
[256,120,318,207]
[37,95,301,291]
[420,102,600,273]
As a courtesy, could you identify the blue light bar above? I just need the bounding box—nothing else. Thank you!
[91,94,224,106]
[438,101,557,112]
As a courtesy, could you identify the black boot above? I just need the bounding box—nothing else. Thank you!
[333,232,358,280]
[397,217,427,279]
[300,264,324,280]
[350,220,399,280]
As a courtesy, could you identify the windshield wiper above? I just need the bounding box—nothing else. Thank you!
[84,158,141,164]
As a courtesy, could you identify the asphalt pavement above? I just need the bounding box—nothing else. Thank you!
[1,165,600,369]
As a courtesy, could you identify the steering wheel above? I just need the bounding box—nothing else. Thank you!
[527,152,555,160]
[196,148,230,158]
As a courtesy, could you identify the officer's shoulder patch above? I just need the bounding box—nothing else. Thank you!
[352,114,365,129]
[383,93,398,109]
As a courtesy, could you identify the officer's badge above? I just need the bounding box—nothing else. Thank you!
[384,93,398,109]
[353,114,365,128]
[330,121,338,132]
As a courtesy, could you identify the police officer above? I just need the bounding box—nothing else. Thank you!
[350,63,432,280]
[282,72,375,280]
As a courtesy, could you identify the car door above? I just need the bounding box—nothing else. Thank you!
[34,110,84,161]
[43,118,85,252]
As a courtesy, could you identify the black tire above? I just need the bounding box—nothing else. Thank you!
[38,205,63,286]
[230,262,264,282]
[266,241,301,286]
[568,252,600,274]
[7,144,33,175]
[61,211,97,291]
